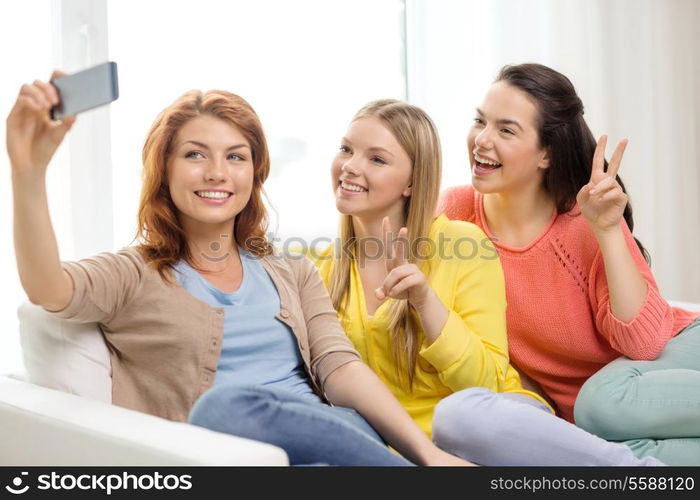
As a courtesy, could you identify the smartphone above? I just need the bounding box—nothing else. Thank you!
[50,61,119,120]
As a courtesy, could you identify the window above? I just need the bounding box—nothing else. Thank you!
[107,0,406,248]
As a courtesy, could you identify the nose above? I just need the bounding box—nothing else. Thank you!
[341,157,361,176]
[204,157,227,182]
[473,127,494,151]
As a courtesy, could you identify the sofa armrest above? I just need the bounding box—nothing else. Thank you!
[0,376,288,466]
[668,300,700,312]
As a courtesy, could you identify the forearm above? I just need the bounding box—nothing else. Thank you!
[323,360,434,465]
[594,226,648,322]
[12,171,72,310]
[412,288,449,345]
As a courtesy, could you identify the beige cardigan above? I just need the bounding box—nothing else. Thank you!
[50,246,361,422]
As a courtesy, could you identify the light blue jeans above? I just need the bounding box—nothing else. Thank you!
[188,384,413,466]
[575,319,700,465]
[432,387,663,466]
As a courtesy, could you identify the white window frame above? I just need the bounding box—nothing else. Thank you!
[53,0,113,257]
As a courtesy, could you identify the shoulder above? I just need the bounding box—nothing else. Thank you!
[431,213,488,241]
[261,248,321,286]
[440,184,474,203]
[306,242,335,264]
[65,246,147,275]
[117,245,148,266]
[437,184,477,221]
[427,215,500,269]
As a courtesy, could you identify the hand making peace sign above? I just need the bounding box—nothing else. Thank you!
[576,135,629,233]
[374,216,432,307]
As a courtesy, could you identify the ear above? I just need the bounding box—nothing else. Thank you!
[402,182,412,198]
[538,148,551,170]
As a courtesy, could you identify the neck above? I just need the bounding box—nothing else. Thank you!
[183,221,238,272]
[482,184,555,232]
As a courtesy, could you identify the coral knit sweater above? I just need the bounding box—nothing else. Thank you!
[437,185,700,423]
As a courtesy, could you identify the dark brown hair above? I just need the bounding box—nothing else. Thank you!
[496,63,649,263]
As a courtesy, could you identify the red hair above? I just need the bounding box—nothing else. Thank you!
[135,90,272,282]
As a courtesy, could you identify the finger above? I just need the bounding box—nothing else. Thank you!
[49,114,77,142]
[592,185,620,204]
[591,135,608,179]
[50,69,68,80]
[394,227,409,266]
[20,84,51,109]
[576,182,593,205]
[600,187,627,204]
[33,80,60,106]
[606,138,628,179]
[382,216,393,271]
[387,274,423,298]
[375,287,386,301]
[16,95,44,113]
[59,114,77,131]
[589,176,616,195]
[382,264,416,294]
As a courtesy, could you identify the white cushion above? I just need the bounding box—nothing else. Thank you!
[18,301,112,403]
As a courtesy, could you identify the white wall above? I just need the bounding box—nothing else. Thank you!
[408,0,700,302]
[0,0,63,374]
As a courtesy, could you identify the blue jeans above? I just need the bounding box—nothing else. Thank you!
[575,319,700,465]
[188,384,413,466]
[432,387,663,466]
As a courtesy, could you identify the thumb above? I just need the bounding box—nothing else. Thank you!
[577,182,593,203]
[61,115,77,131]
[54,115,76,137]
[48,115,76,144]
[50,69,68,81]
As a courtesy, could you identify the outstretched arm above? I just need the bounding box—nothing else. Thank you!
[7,72,75,311]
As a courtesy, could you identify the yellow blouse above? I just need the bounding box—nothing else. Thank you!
[312,214,551,436]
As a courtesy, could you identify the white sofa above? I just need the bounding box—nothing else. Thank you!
[4,300,698,466]
[0,302,288,466]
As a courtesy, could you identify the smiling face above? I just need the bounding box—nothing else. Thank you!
[467,81,550,196]
[331,116,413,220]
[166,114,254,236]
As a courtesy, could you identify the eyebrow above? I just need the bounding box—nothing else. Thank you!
[476,108,524,132]
[341,137,395,157]
[181,140,250,151]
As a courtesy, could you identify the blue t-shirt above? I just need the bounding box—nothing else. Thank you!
[173,249,320,403]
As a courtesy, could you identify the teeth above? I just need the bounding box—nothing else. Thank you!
[196,191,231,199]
[474,154,501,166]
[341,181,367,192]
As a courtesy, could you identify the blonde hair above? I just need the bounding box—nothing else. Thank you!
[328,99,442,388]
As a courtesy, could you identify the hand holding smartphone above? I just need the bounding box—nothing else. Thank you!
[50,61,119,120]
